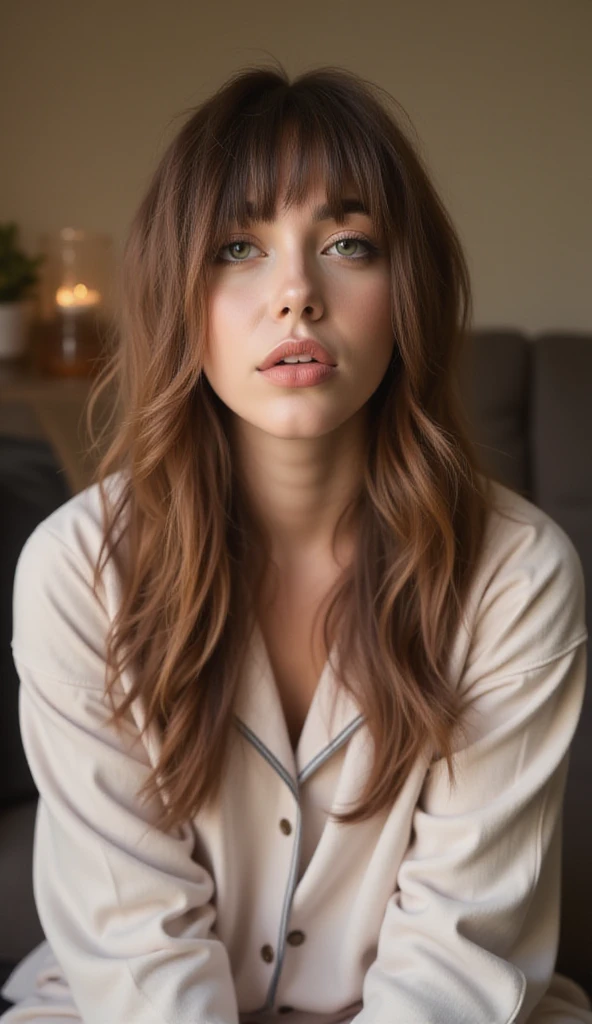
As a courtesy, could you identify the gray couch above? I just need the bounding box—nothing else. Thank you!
[0,329,590,1003]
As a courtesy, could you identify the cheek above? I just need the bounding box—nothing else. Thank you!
[352,277,394,354]
[367,274,392,322]
[205,289,250,373]
[346,265,390,313]
[356,284,395,387]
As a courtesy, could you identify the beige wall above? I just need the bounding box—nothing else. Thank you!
[1,0,590,333]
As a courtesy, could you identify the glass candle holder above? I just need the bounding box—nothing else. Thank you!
[32,228,114,377]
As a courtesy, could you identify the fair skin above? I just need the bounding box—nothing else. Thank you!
[203,166,395,747]
[204,169,394,573]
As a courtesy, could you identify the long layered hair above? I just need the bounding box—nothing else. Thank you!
[88,61,512,832]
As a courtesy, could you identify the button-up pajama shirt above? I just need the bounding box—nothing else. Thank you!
[1,474,591,1024]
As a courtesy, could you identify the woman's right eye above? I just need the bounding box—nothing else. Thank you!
[216,239,260,262]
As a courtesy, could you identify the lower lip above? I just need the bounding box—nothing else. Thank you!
[257,362,337,387]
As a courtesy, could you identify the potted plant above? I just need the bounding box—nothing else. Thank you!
[0,222,45,360]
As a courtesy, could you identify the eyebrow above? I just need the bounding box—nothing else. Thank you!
[241,197,370,225]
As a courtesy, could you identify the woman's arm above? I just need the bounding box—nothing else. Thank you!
[12,518,240,1024]
[351,518,589,1024]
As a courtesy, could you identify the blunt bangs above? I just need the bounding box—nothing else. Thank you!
[206,80,392,249]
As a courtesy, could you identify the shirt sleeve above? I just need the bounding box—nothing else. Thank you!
[351,515,589,1024]
[11,520,240,1024]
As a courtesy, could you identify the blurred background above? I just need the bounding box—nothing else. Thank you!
[0,0,591,1009]
[1,0,591,331]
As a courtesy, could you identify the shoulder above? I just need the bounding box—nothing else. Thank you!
[12,471,129,688]
[481,479,586,629]
[17,470,128,570]
[483,478,584,580]
[459,477,587,689]
[15,469,128,578]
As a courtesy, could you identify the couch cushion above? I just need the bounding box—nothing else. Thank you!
[459,330,531,497]
[530,332,592,993]
[0,798,44,964]
[0,436,71,808]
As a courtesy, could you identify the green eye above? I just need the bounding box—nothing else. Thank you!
[215,234,380,263]
[225,241,252,260]
[334,238,362,256]
[215,240,259,262]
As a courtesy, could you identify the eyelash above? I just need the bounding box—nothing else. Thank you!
[214,233,380,264]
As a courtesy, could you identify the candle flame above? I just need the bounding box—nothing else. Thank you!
[56,284,101,309]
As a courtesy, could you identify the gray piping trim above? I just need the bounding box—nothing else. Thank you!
[298,714,365,784]
[234,718,298,798]
[233,712,366,1012]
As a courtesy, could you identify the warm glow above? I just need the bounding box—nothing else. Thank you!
[56,283,101,310]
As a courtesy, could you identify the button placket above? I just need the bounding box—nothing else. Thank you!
[236,746,301,1013]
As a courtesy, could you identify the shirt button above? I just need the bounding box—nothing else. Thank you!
[279,818,292,835]
[286,929,305,946]
[260,943,274,963]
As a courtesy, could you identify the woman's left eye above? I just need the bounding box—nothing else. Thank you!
[215,235,379,263]
[328,237,377,260]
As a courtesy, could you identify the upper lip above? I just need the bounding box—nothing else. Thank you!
[257,337,337,370]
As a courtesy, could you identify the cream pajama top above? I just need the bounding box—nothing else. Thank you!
[1,473,591,1024]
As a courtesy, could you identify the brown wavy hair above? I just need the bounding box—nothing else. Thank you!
[87,60,514,833]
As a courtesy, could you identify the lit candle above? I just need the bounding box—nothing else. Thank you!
[55,282,101,311]
[53,283,102,364]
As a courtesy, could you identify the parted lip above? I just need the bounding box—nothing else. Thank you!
[257,337,337,371]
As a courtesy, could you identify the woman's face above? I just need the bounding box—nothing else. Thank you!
[203,173,394,441]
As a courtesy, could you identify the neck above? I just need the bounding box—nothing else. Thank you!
[230,408,367,573]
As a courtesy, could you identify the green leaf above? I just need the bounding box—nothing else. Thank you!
[0,222,45,303]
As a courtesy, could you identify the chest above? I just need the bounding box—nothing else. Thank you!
[259,618,325,752]
[256,571,336,752]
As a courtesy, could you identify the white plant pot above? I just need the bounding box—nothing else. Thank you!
[0,301,28,359]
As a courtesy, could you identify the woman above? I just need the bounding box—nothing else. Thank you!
[1,62,590,1023]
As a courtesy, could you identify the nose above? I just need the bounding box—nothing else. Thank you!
[271,254,324,322]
